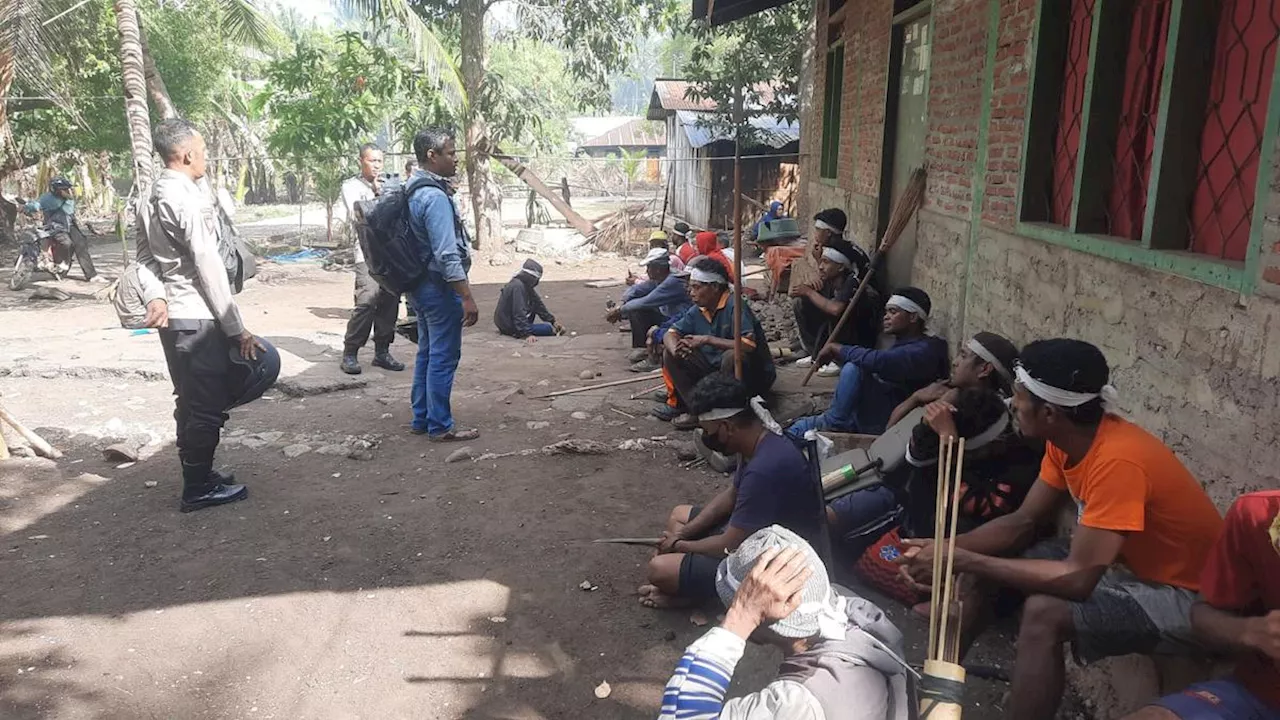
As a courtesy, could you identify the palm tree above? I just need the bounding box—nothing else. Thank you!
[113,0,154,191]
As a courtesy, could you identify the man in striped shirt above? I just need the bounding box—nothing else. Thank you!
[659,525,912,720]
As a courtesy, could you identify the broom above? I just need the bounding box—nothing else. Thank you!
[802,167,927,386]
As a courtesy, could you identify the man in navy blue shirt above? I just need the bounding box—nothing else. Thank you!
[405,127,479,442]
[639,373,824,608]
[788,286,949,437]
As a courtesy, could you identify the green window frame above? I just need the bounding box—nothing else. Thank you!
[821,42,845,180]
[1015,0,1280,294]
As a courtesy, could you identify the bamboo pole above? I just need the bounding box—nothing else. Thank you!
[928,434,951,660]
[532,371,662,399]
[732,88,744,381]
[938,438,966,666]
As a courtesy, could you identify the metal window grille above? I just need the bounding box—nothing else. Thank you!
[1188,0,1280,261]
[1105,0,1172,241]
[1048,0,1097,226]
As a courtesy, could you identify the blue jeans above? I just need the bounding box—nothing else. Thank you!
[827,485,900,557]
[408,280,463,436]
[788,362,873,438]
[529,322,556,337]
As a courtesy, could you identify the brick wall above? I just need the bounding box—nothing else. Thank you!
[981,0,1036,227]
[924,0,990,218]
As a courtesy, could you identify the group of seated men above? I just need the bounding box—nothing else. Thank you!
[620,217,1278,719]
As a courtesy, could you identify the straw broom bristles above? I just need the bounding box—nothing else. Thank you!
[802,167,927,386]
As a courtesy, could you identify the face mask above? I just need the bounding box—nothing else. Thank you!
[701,425,730,454]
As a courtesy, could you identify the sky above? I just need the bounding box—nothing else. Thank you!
[274,0,335,24]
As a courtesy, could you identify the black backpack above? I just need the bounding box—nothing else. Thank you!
[355,175,457,294]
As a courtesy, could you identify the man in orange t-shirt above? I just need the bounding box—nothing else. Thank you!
[901,339,1224,720]
[1123,490,1280,720]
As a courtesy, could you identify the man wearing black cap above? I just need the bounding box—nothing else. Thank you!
[136,118,279,512]
[790,235,882,376]
[494,258,563,341]
[788,286,949,437]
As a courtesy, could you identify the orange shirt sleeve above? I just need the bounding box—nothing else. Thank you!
[1039,445,1068,491]
[1076,459,1147,532]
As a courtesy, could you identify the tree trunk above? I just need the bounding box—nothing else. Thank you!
[459,0,500,250]
[0,43,15,245]
[139,20,178,120]
[113,0,155,193]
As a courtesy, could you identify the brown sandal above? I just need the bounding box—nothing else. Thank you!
[428,428,480,442]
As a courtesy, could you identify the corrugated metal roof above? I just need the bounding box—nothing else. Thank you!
[648,79,719,120]
[578,118,666,148]
[675,110,799,150]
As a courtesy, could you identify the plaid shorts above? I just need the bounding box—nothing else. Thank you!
[1023,538,1202,664]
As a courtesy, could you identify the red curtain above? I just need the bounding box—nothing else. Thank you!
[1105,0,1171,241]
[1049,0,1096,226]
[1189,0,1280,260]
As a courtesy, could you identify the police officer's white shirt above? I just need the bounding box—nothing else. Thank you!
[136,168,245,337]
[341,175,377,264]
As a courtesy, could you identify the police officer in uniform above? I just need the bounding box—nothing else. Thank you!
[339,143,404,375]
[136,118,272,512]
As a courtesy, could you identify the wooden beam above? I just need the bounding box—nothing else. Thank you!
[481,139,598,238]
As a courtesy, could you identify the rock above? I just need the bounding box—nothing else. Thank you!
[347,448,375,461]
[316,444,349,456]
[10,446,36,458]
[101,443,139,463]
[578,369,595,380]
[570,411,590,420]
[240,437,269,450]
[594,681,612,699]
[143,480,158,488]
[579,580,598,592]
[488,615,507,624]
[526,421,550,430]
[445,446,474,464]
[690,610,709,627]
[488,252,512,266]
[282,444,312,458]
[674,442,698,462]
[663,630,677,642]
[254,431,284,444]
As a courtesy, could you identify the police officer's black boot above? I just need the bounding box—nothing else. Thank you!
[340,351,362,375]
[209,467,236,484]
[371,345,404,371]
[180,456,247,513]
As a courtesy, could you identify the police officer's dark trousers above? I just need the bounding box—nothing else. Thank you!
[159,320,233,500]
[344,262,398,355]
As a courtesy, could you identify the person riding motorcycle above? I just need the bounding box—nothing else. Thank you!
[32,177,98,281]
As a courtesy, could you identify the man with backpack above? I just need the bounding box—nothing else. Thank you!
[135,118,275,512]
[339,143,404,375]
[403,127,479,441]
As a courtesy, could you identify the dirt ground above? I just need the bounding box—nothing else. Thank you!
[0,232,1024,720]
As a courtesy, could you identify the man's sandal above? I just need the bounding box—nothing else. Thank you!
[427,428,480,442]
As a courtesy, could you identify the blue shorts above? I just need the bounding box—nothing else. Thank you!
[1154,679,1280,720]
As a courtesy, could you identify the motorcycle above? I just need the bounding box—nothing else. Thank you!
[10,225,72,291]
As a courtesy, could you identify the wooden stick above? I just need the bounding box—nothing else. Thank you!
[629,383,666,400]
[0,406,62,459]
[938,438,966,662]
[731,88,744,382]
[0,424,10,460]
[592,537,662,546]
[803,167,926,386]
[951,599,965,664]
[928,435,951,660]
[532,371,662,399]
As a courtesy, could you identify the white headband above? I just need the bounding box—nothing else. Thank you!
[518,267,542,279]
[1014,365,1119,408]
[697,396,783,435]
[904,412,1009,467]
[887,294,928,319]
[821,246,853,269]
[814,219,843,235]
[689,266,728,284]
[967,337,1011,381]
